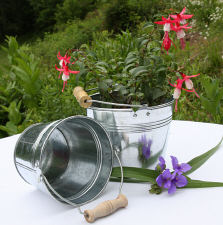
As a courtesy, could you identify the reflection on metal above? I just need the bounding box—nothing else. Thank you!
[87,93,174,168]
[14,116,114,207]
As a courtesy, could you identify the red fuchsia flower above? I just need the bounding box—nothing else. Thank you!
[57,52,72,79]
[155,17,177,53]
[170,23,192,49]
[169,77,193,112]
[57,51,71,66]
[154,16,177,32]
[179,72,200,97]
[55,63,80,92]
[170,7,193,25]
[161,31,175,54]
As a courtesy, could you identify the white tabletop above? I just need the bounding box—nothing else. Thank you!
[1,120,223,225]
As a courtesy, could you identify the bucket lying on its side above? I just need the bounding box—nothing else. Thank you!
[14,116,127,222]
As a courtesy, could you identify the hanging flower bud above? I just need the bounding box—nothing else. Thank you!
[162,31,175,53]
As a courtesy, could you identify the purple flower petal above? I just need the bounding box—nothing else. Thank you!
[144,149,151,159]
[140,134,147,145]
[171,170,177,179]
[162,169,172,180]
[180,163,192,173]
[163,180,172,189]
[168,183,176,194]
[156,174,164,187]
[171,156,178,170]
[158,156,166,170]
[142,145,147,157]
[174,174,187,187]
[140,135,152,160]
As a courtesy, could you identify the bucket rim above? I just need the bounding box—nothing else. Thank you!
[88,93,174,112]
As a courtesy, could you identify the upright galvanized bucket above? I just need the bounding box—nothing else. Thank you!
[73,88,173,169]
[14,116,127,223]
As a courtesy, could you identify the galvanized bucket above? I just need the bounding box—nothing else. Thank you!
[14,116,127,222]
[86,93,174,168]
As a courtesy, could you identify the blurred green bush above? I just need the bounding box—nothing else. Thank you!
[104,0,165,33]
[55,0,97,25]
[31,12,104,65]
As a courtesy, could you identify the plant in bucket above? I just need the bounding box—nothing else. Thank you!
[57,7,200,169]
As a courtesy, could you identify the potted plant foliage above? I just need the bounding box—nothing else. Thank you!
[55,7,200,168]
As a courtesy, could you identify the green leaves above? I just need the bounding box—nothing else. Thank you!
[0,101,22,135]
[111,167,159,183]
[185,137,223,175]
[75,25,170,106]
[200,78,223,117]
[111,138,223,192]
[184,177,223,189]
[0,37,43,137]
[129,66,148,77]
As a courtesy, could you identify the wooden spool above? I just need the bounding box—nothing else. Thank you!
[73,86,92,108]
[84,194,128,223]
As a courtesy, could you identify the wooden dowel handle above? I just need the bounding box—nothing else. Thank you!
[73,86,92,108]
[84,194,128,223]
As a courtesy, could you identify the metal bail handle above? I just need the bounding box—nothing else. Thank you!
[39,150,127,223]
[73,86,148,109]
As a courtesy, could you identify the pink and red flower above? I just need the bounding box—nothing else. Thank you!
[179,72,200,97]
[154,7,193,51]
[169,71,200,112]
[170,23,192,49]
[55,63,80,92]
[161,32,175,53]
[170,7,193,25]
[57,52,71,67]
[55,52,80,92]
[154,16,177,32]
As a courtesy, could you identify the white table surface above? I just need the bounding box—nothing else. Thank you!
[1,120,223,225]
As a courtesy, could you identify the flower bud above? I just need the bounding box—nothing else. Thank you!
[62,74,70,81]
[185,79,193,89]
[164,23,171,32]
[176,29,186,39]
[173,88,181,99]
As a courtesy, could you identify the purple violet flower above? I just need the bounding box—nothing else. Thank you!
[171,156,192,175]
[156,169,188,194]
[156,169,173,190]
[139,134,152,160]
[169,173,188,194]
[158,156,166,171]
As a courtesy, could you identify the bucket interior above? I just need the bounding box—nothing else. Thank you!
[40,117,113,206]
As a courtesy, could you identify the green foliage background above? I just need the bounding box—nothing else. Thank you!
[0,0,223,137]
